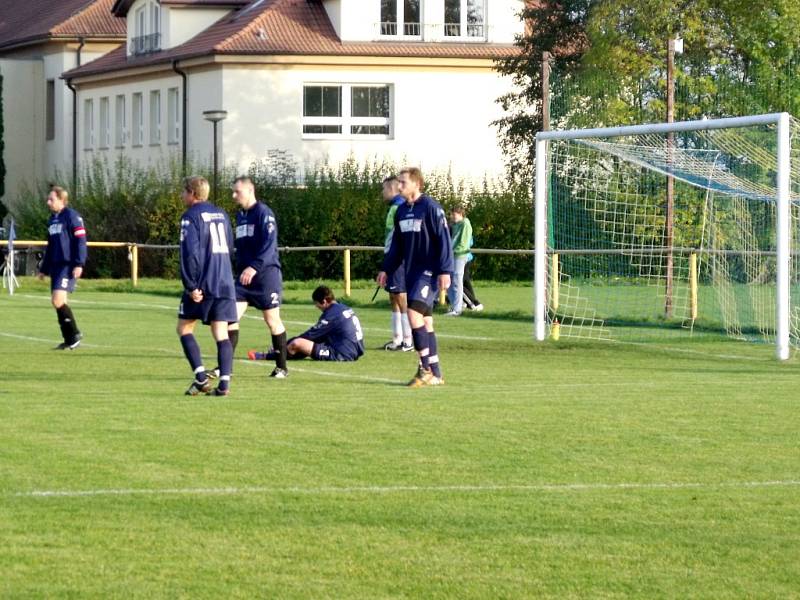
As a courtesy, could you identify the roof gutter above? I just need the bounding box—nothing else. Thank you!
[171,60,188,175]
[66,37,86,196]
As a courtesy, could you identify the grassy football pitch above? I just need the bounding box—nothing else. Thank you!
[1,278,799,598]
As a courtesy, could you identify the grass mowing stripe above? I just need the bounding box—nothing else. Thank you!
[14,293,493,341]
[12,479,800,499]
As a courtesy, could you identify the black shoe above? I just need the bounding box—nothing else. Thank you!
[54,334,82,350]
[269,367,288,379]
[185,378,212,396]
[207,387,229,396]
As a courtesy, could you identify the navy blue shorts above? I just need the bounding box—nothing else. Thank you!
[236,266,282,311]
[385,265,406,294]
[311,342,351,362]
[50,266,76,293]
[406,272,438,309]
[178,293,238,325]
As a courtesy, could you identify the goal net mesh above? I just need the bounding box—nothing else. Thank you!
[546,117,800,347]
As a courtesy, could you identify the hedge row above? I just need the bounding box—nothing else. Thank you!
[9,154,533,281]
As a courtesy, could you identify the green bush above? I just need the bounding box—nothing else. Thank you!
[11,155,533,281]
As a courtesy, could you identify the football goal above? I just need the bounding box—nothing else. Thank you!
[534,113,800,359]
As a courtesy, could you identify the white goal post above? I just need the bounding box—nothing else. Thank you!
[534,112,794,360]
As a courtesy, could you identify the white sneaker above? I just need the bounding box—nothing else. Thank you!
[473,304,484,312]
[444,310,461,316]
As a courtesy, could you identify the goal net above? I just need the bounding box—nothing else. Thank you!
[534,113,800,359]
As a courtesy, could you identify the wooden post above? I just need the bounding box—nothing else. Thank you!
[542,51,551,132]
[129,244,139,287]
[689,252,698,321]
[551,253,559,312]
[343,248,351,297]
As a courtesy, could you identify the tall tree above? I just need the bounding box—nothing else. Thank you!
[495,0,800,173]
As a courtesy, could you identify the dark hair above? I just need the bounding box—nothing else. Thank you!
[451,204,466,215]
[233,175,254,187]
[312,285,335,304]
[383,175,398,185]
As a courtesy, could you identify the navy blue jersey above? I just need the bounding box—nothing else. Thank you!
[234,201,281,274]
[382,194,454,281]
[179,201,236,299]
[300,302,365,361]
[40,207,87,274]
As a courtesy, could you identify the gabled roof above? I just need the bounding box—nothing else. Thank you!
[65,0,520,80]
[0,0,126,51]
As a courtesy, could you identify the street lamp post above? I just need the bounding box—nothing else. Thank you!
[203,110,228,202]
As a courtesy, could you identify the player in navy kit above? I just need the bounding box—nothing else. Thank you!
[377,168,454,387]
[37,185,87,349]
[176,177,238,396]
[226,176,290,378]
[283,285,364,361]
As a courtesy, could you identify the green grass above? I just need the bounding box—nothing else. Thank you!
[1,278,799,598]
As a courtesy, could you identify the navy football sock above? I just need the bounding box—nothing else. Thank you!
[56,305,80,342]
[180,334,205,377]
[411,326,430,370]
[228,329,239,355]
[217,339,233,391]
[427,331,442,379]
[272,332,288,370]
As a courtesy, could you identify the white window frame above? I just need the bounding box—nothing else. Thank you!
[444,0,486,40]
[115,94,127,148]
[135,5,146,38]
[99,96,111,149]
[302,83,393,140]
[83,98,94,150]
[132,92,144,147]
[149,1,160,37]
[379,1,422,38]
[149,90,161,145]
[167,87,180,145]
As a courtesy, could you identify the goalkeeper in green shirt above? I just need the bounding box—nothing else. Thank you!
[446,204,473,316]
[381,175,413,350]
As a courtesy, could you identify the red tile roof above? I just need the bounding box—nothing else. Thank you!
[0,0,125,51]
[65,0,520,79]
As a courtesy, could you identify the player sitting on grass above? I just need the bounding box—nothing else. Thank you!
[249,285,364,362]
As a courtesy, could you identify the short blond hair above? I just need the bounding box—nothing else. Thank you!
[400,167,424,191]
[50,184,69,204]
[183,176,210,201]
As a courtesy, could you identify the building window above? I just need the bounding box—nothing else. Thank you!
[167,87,180,145]
[303,84,391,138]
[115,95,127,148]
[131,1,161,55]
[83,99,94,150]
[132,93,144,146]
[380,0,420,36]
[99,97,110,149]
[444,0,485,37]
[46,80,56,141]
[149,90,161,145]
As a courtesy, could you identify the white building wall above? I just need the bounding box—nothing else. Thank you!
[217,63,513,183]
[77,72,186,171]
[0,58,44,208]
[163,7,232,50]
[75,60,513,184]
[488,0,525,44]
[323,0,524,43]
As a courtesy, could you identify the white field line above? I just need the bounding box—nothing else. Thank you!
[11,479,800,499]
[10,294,491,341]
